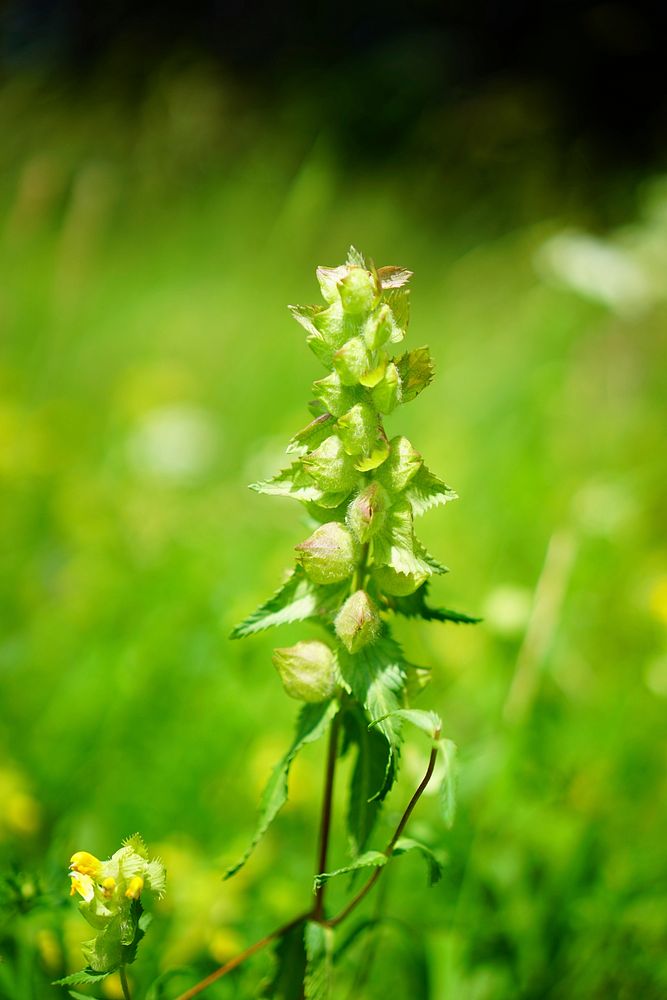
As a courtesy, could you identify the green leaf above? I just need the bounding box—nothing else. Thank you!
[120,898,147,965]
[414,540,449,575]
[382,288,410,337]
[395,347,434,401]
[346,246,366,268]
[373,503,437,578]
[370,709,442,742]
[337,632,406,796]
[260,920,308,1000]
[67,992,102,1000]
[250,462,323,502]
[289,303,324,337]
[304,922,335,1000]
[437,738,458,828]
[53,969,111,986]
[225,701,338,879]
[386,582,481,625]
[404,466,457,516]
[393,837,444,887]
[314,850,387,889]
[287,414,336,456]
[231,567,347,638]
[341,705,393,855]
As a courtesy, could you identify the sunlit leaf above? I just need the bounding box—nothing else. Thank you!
[231,567,348,638]
[53,969,111,986]
[395,347,433,401]
[287,413,336,455]
[404,465,457,516]
[250,462,322,501]
[314,850,387,890]
[393,837,444,886]
[370,708,442,742]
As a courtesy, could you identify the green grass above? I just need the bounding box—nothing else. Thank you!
[1,76,666,999]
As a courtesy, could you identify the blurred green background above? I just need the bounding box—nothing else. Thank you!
[1,11,667,997]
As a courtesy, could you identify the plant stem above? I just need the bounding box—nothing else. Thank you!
[171,742,438,998]
[119,965,132,1000]
[327,742,439,928]
[353,541,370,592]
[171,912,310,1000]
[313,711,340,920]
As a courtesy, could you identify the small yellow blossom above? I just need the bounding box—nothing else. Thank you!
[66,836,166,975]
[69,851,102,877]
[125,875,144,900]
[69,871,95,902]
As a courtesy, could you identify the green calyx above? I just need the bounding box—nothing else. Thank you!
[335,590,381,653]
[272,641,338,702]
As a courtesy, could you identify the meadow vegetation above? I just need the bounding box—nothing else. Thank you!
[1,73,666,998]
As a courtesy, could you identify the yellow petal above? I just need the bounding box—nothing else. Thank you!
[69,851,102,877]
[125,875,144,900]
[69,872,95,902]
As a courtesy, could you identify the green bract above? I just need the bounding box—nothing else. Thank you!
[230,247,477,882]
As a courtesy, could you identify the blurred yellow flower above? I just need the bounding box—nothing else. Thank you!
[649,576,667,626]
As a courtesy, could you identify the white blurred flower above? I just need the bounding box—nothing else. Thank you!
[483,585,533,637]
[536,230,655,316]
[128,403,219,483]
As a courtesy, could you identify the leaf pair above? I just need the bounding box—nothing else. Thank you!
[313,836,444,892]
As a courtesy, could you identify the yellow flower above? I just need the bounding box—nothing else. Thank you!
[69,871,95,902]
[69,851,102,878]
[125,875,144,900]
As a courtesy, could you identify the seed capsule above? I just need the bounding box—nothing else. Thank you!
[335,590,381,653]
[333,337,372,386]
[339,267,377,315]
[363,303,394,350]
[272,641,337,702]
[371,361,401,414]
[312,372,358,417]
[347,482,389,543]
[337,402,378,457]
[295,522,357,584]
[377,435,422,492]
[301,435,358,492]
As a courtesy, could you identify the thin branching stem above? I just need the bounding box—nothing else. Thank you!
[326,741,439,928]
[171,911,310,1000]
[171,739,438,997]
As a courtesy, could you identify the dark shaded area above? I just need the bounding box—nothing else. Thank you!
[2,0,666,178]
